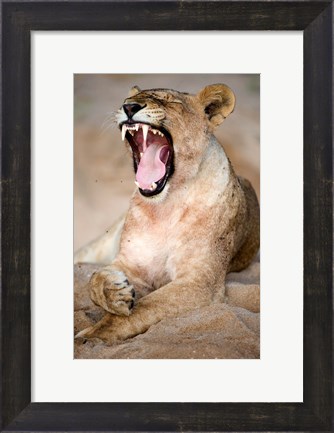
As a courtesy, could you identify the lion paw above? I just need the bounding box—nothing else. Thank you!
[90,269,135,316]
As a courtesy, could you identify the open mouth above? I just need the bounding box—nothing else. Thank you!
[120,122,174,197]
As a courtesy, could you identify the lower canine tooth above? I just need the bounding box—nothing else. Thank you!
[151,182,157,191]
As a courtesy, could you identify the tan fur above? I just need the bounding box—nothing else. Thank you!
[75,84,260,344]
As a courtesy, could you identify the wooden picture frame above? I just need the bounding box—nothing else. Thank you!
[1,1,333,431]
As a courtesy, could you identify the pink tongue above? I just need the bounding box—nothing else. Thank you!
[136,144,169,190]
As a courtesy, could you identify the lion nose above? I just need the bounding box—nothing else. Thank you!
[122,103,143,119]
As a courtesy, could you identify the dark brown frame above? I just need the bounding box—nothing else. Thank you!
[1,1,333,431]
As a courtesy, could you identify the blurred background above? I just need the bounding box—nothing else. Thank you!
[74,74,260,251]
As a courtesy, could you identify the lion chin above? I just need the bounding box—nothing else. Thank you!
[74,84,260,345]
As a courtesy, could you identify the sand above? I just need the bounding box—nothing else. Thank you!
[74,255,260,359]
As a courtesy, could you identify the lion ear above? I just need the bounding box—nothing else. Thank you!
[128,86,141,98]
[197,84,236,128]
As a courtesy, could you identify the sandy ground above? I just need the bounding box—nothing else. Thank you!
[74,255,260,359]
[74,74,260,359]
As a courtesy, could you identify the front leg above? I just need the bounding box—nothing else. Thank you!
[76,276,225,344]
[90,266,136,316]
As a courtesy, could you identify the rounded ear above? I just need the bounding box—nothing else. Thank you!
[128,86,141,98]
[197,84,236,128]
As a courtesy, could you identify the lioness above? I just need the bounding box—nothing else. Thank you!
[75,84,260,343]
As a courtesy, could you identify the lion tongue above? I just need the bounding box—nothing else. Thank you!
[136,144,169,190]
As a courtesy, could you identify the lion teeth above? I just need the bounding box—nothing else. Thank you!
[142,124,149,151]
[121,123,164,145]
[121,124,127,141]
[151,128,163,136]
[140,152,143,157]
[134,180,156,191]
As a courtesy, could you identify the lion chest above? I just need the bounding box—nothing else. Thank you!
[119,206,195,287]
[120,229,171,287]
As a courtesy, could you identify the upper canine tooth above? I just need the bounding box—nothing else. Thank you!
[134,181,140,188]
[135,124,139,131]
[142,124,149,151]
[142,124,149,140]
[121,124,127,141]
